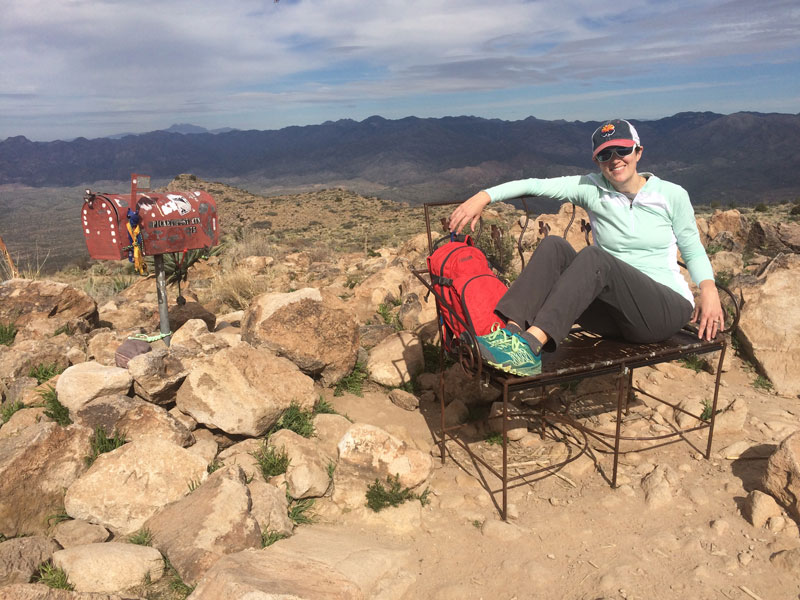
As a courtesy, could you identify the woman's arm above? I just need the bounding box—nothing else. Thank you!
[692,279,725,341]
[449,190,491,233]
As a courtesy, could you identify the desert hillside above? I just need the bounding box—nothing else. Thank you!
[1,176,799,600]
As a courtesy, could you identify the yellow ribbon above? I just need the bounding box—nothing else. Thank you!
[126,222,148,275]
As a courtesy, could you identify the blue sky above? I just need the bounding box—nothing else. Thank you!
[2,0,799,142]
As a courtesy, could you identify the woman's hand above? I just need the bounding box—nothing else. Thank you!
[692,280,725,341]
[448,191,491,233]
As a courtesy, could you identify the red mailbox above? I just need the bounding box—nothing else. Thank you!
[82,174,219,261]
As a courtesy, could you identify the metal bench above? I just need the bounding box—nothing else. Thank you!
[412,200,740,520]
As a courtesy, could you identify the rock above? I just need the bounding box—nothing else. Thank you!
[127,348,188,404]
[488,401,529,441]
[441,363,501,405]
[0,535,59,586]
[170,318,230,354]
[55,362,133,413]
[640,465,672,509]
[397,292,437,336]
[72,394,145,433]
[746,220,790,256]
[217,438,263,482]
[482,519,524,541]
[777,221,800,252]
[714,398,748,433]
[87,329,130,367]
[0,422,92,537]
[188,548,363,599]
[0,406,49,438]
[333,423,433,510]
[52,542,163,593]
[145,465,261,586]
[710,250,743,276]
[366,331,424,387]
[52,519,110,548]
[388,388,419,411]
[763,431,800,522]
[707,209,748,243]
[769,547,800,572]
[242,288,359,386]
[248,479,293,538]
[0,279,98,340]
[167,301,216,333]
[738,255,800,396]
[744,489,783,528]
[175,342,315,436]
[0,584,130,599]
[64,438,208,535]
[443,398,469,428]
[313,413,352,461]
[269,429,332,499]
[0,336,75,384]
[114,402,194,447]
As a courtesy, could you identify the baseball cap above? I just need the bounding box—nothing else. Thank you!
[591,119,641,158]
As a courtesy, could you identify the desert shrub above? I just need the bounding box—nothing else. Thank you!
[365,474,430,512]
[34,562,74,590]
[212,266,271,310]
[28,363,64,384]
[252,442,290,479]
[288,497,315,525]
[754,202,768,212]
[334,361,368,397]
[85,426,127,467]
[790,205,800,216]
[128,528,153,546]
[0,322,16,346]
[268,402,315,438]
[39,386,72,426]
[1,400,24,424]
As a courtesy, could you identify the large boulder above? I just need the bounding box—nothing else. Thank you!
[762,431,800,522]
[175,342,315,436]
[127,348,188,404]
[0,279,97,340]
[0,535,59,586]
[0,336,78,384]
[145,465,261,586]
[64,438,208,535]
[0,422,91,537]
[242,288,359,386]
[52,542,163,594]
[366,331,424,387]
[55,362,133,413]
[269,429,332,499]
[332,423,433,510]
[737,255,800,397]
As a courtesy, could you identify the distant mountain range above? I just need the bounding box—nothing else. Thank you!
[2,112,800,205]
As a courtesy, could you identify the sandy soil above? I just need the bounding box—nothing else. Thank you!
[320,352,799,600]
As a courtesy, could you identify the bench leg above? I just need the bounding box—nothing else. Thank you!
[705,342,726,459]
[501,381,509,521]
[612,366,629,487]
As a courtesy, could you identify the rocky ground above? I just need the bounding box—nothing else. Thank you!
[0,178,799,600]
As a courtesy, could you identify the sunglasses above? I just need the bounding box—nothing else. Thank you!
[595,145,636,162]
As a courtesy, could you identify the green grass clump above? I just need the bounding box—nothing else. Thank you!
[334,361,368,397]
[484,432,503,446]
[261,530,289,547]
[1,400,24,424]
[252,442,290,480]
[312,397,337,415]
[753,375,773,391]
[365,474,430,512]
[85,426,127,467]
[288,497,315,526]
[0,322,17,346]
[677,354,710,373]
[128,528,153,546]
[268,402,315,438]
[34,562,74,590]
[39,386,72,426]
[28,363,65,385]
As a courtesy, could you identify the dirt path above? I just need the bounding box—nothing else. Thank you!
[325,356,799,600]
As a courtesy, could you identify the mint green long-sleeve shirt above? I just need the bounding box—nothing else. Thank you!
[485,173,714,305]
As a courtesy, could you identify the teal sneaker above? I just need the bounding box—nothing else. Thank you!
[476,324,514,363]
[486,333,542,377]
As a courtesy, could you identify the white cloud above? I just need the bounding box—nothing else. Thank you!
[1,0,798,139]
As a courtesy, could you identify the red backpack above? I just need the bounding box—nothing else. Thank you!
[427,235,508,352]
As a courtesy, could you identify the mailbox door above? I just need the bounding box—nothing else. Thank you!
[82,195,126,260]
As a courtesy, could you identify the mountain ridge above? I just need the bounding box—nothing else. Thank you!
[2,112,800,205]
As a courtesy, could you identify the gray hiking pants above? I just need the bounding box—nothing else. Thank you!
[495,236,693,351]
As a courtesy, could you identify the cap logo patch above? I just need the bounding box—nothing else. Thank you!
[601,123,615,138]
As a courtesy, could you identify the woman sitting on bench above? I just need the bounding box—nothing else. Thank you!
[448,119,724,377]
